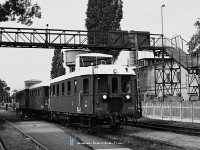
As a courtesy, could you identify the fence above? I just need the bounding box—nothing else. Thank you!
[142,101,200,123]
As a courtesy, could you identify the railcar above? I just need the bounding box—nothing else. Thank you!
[49,53,141,132]
[28,81,50,117]
[15,88,29,117]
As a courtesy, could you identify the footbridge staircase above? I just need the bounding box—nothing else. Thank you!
[149,35,200,101]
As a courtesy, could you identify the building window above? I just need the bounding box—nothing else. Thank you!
[83,78,89,95]
[67,81,71,95]
[166,73,170,83]
[177,71,181,82]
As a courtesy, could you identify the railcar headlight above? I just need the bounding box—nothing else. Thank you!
[126,95,130,100]
[103,95,107,99]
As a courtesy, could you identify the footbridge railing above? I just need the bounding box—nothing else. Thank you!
[0,27,132,49]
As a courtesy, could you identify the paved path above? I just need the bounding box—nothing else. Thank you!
[0,107,89,150]
[0,107,132,150]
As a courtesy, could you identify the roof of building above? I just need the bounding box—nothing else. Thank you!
[76,53,112,58]
[29,80,51,89]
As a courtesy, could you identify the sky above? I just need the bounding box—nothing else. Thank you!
[0,0,200,91]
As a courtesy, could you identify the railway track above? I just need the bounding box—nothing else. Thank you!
[0,117,47,150]
[135,122,200,136]
[94,125,183,150]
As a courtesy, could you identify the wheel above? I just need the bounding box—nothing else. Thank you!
[65,120,70,128]
[110,124,118,133]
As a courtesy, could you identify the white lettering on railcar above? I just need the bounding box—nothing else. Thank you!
[128,107,135,110]
[95,107,103,110]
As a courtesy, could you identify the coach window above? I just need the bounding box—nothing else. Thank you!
[45,88,49,97]
[38,89,40,97]
[57,84,59,96]
[67,81,71,95]
[50,86,52,96]
[62,83,65,96]
[53,85,55,97]
[32,90,35,98]
[83,78,89,95]
[74,80,77,94]
[112,77,118,93]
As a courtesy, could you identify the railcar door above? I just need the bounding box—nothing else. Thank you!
[77,77,92,114]
[108,76,123,112]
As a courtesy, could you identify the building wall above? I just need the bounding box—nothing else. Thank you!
[139,60,190,101]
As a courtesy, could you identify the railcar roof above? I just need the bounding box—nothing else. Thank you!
[50,64,135,84]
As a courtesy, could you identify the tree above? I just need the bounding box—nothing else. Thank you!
[0,79,10,103]
[50,48,66,79]
[188,19,200,54]
[85,0,123,59]
[0,0,41,26]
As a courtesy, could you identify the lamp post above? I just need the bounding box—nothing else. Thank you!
[161,5,165,36]
[161,4,165,104]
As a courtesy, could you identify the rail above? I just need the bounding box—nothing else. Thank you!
[135,122,200,136]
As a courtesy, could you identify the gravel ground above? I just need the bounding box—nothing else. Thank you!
[63,125,184,150]
[139,117,200,128]
[0,118,44,150]
[121,125,200,150]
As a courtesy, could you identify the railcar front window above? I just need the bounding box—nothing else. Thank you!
[98,75,108,93]
[112,77,118,93]
[121,76,131,93]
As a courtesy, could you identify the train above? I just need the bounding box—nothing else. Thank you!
[15,51,141,132]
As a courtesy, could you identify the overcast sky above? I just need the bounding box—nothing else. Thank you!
[0,0,200,91]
